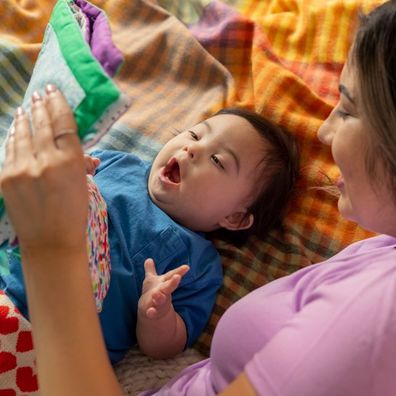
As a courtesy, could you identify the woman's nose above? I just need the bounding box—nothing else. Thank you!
[317,110,336,146]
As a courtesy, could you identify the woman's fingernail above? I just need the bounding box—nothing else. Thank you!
[32,91,42,103]
[15,107,24,118]
[45,84,57,94]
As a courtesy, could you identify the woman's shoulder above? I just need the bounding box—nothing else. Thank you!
[334,234,396,256]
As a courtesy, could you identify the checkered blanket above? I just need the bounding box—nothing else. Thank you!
[0,0,384,394]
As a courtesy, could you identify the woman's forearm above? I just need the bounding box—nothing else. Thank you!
[22,248,123,396]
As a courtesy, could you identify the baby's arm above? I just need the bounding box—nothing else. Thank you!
[136,258,190,359]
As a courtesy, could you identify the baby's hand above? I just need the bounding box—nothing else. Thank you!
[139,258,190,320]
[84,154,100,175]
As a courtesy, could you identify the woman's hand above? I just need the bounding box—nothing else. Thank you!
[0,85,88,256]
[0,86,123,395]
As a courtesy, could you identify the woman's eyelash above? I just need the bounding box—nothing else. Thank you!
[336,110,350,120]
[211,155,224,169]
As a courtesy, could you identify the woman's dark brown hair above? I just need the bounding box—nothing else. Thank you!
[352,0,396,199]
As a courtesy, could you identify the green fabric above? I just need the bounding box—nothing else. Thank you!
[49,0,121,141]
[0,251,10,276]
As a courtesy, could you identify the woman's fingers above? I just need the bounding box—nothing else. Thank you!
[28,86,80,158]
[3,85,79,170]
[44,85,79,153]
[30,92,57,155]
[13,107,34,163]
[4,130,16,168]
[0,85,88,253]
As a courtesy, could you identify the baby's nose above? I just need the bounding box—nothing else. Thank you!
[184,143,198,159]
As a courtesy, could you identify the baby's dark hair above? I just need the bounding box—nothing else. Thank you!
[211,107,299,245]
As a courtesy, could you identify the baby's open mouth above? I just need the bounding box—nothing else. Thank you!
[163,158,181,184]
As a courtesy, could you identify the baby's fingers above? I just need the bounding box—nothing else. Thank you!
[145,307,158,319]
[144,258,158,278]
[151,290,166,306]
[163,264,190,281]
[160,274,182,296]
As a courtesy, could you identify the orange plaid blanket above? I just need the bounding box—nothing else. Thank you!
[0,0,383,362]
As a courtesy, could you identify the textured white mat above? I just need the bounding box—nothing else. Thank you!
[115,348,205,395]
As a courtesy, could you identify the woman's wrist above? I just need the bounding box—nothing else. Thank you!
[20,245,89,294]
[20,246,93,333]
[20,242,87,265]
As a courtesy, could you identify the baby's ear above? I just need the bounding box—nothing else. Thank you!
[219,211,254,231]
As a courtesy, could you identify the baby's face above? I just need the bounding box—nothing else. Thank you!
[148,114,268,232]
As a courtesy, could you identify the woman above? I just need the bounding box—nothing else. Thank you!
[2,1,396,395]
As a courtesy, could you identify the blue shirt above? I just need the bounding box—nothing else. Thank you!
[0,150,222,364]
[85,150,222,363]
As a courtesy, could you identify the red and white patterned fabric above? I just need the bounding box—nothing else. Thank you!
[0,290,37,395]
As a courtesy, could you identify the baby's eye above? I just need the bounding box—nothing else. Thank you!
[189,130,199,140]
[211,155,224,169]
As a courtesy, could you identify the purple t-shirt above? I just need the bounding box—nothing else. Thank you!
[141,235,396,395]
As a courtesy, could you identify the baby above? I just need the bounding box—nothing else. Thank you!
[0,107,298,363]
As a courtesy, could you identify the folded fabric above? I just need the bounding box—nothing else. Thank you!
[0,290,37,395]
[19,0,131,147]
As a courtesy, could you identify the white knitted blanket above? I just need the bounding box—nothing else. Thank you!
[115,348,205,395]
